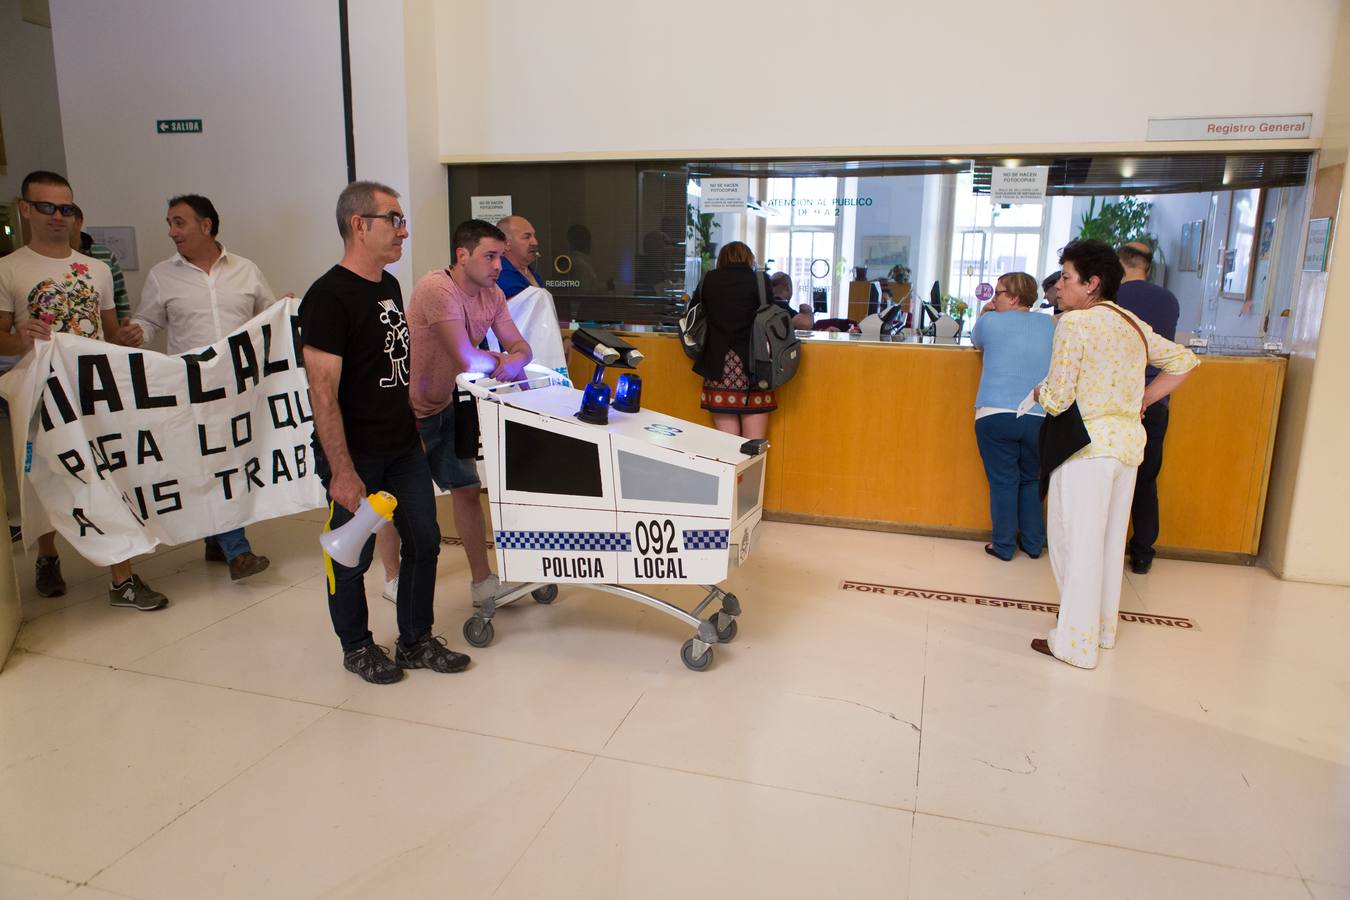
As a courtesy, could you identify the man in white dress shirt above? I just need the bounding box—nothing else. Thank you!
[122,194,276,580]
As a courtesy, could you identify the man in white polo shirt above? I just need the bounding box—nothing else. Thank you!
[121,194,276,580]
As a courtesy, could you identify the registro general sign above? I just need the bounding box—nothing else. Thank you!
[156,119,202,134]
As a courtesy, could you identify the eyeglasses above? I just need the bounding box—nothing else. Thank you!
[994,289,1012,297]
[360,212,408,230]
[24,199,80,217]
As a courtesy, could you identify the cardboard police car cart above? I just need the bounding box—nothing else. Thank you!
[456,332,764,671]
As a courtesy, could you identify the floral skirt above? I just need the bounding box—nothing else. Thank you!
[700,350,777,414]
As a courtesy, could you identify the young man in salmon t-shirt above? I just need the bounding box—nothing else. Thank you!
[407,219,532,608]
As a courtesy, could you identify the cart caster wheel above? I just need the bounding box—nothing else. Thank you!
[680,638,714,671]
[463,617,495,648]
[720,593,741,617]
[712,615,738,643]
[532,584,558,605]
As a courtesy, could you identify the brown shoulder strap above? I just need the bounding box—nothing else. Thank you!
[1099,302,1147,349]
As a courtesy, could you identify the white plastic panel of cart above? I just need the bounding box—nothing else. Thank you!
[614,511,732,584]
[494,403,614,511]
[475,397,502,496]
[492,502,621,584]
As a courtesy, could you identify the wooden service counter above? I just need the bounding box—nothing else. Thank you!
[567,334,1286,562]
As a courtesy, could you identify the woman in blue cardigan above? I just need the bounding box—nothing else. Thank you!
[970,272,1056,560]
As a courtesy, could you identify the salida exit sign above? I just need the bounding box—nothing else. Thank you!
[156,119,202,134]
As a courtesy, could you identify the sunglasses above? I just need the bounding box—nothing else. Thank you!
[25,199,80,217]
[360,212,408,230]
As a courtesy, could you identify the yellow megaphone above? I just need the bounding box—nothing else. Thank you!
[320,491,397,567]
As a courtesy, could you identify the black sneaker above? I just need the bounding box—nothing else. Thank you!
[343,642,403,684]
[35,556,66,597]
[395,634,471,673]
[108,575,168,611]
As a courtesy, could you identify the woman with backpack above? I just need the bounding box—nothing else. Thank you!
[691,242,777,438]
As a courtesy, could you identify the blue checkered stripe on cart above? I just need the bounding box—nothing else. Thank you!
[495,531,632,552]
[682,529,729,550]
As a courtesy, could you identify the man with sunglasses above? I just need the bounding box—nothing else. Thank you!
[0,170,168,611]
[299,180,471,684]
[120,193,277,582]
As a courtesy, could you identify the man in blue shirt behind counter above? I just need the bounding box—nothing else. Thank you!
[495,216,542,298]
[1114,241,1181,575]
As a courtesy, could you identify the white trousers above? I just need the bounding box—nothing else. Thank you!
[1046,456,1138,669]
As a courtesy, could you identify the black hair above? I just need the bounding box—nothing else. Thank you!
[451,219,506,259]
[1041,271,1062,290]
[1058,239,1124,301]
[21,170,71,198]
[168,194,220,237]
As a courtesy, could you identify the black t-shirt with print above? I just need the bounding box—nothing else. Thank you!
[299,265,416,456]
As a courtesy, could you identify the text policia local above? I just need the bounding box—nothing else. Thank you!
[38,319,311,530]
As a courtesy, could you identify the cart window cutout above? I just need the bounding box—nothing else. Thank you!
[735,457,765,522]
[504,420,604,497]
[617,450,718,505]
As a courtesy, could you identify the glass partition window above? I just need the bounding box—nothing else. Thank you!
[447,153,1310,350]
[1221,189,1263,300]
[949,172,1047,317]
[764,177,841,313]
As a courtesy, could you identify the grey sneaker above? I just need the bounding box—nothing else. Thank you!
[470,573,521,608]
[35,555,66,597]
[343,642,403,684]
[395,633,471,673]
[108,575,168,611]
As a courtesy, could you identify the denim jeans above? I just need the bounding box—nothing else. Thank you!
[974,413,1045,559]
[206,528,251,561]
[316,443,441,651]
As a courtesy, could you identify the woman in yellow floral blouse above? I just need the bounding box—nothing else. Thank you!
[1032,239,1198,669]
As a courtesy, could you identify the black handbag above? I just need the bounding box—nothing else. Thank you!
[1038,402,1091,499]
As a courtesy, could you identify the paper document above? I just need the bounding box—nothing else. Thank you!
[1016,389,1038,418]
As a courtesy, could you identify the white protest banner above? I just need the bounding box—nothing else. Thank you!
[0,299,325,566]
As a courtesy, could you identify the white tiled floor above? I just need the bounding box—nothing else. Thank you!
[2,512,1348,898]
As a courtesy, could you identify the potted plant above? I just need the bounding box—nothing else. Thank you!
[1078,196,1168,284]
[686,204,720,273]
[944,294,969,335]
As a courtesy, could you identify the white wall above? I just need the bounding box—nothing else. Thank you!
[49,0,351,303]
[0,0,66,201]
[347,0,414,296]
[434,0,1339,158]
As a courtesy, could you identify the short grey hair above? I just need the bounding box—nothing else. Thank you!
[336,180,399,241]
